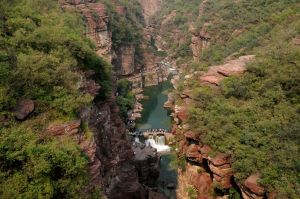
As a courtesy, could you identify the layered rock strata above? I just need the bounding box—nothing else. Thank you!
[61,0,112,61]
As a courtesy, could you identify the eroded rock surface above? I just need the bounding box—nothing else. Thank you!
[61,0,112,60]
[113,44,136,76]
[139,0,162,24]
[240,174,264,199]
[190,24,211,62]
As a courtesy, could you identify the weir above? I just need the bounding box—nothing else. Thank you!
[145,135,171,153]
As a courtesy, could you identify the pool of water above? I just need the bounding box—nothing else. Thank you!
[136,79,172,131]
[135,79,177,198]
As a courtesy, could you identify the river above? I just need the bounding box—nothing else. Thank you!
[135,78,177,199]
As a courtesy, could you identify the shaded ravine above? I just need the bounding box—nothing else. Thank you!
[135,78,177,199]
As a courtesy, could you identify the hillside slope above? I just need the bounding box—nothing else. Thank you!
[152,0,300,198]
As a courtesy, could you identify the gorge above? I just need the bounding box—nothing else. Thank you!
[0,0,299,199]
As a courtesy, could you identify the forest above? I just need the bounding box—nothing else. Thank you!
[0,0,109,197]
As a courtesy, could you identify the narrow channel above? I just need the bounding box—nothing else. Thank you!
[135,78,177,199]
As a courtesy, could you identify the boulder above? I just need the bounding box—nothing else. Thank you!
[164,93,175,109]
[14,99,35,120]
[243,174,264,196]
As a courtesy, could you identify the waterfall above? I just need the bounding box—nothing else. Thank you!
[145,135,170,152]
[156,136,166,146]
[134,137,141,143]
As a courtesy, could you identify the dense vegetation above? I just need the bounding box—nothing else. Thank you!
[153,0,300,197]
[116,79,135,118]
[0,0,110,198]
[152,0,201,59]
[97,0,144,49]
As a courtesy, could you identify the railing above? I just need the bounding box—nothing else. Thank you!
[128,128,169,136]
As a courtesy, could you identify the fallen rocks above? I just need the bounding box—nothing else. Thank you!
[14,99,35,120]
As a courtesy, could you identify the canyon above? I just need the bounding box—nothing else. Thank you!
[61,1,275,198]
[1,0,298,199]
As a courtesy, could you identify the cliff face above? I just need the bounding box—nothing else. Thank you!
[138,0,162,25]
[189,24,210,62]
[113,44,137,76]
[61,0,112,61]
[79,98,147,199]
[60,1,150,198]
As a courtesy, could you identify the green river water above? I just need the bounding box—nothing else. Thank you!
[136,79,177,199]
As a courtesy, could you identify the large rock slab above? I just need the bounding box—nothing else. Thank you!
[199,55,255,86]
[46,120,81,136]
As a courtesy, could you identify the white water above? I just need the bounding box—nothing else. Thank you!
[145,135,171,153]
